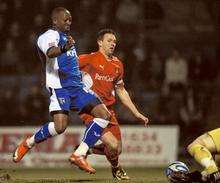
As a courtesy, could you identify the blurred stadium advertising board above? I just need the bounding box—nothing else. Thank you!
[0,125,179,167]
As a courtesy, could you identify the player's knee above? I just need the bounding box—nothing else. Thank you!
[53,114,68,134]
[108,140,119,152]
[92,106,111,121]
[98,110,111,121]
[187,140,203,155]
[54,121,68,134]
[55,126,66,134]
[110,142,119,152]
[103,111,111,121]
[118,143,122,155]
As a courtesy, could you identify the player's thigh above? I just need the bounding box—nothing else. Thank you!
[49,88,71,114]
[49,88,70,132]
[71,88,106,116]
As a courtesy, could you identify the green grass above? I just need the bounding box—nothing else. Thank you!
[0,167,168,183]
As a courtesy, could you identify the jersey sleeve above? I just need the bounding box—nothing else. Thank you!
[37,30,59,55]
[78,54,91,69]
[115,61,124,88]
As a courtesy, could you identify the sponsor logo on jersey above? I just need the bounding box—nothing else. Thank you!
[99,65,104,69]
[67,48,77,57]
[95,73,114,82]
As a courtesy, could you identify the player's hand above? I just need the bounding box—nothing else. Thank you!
[135,113,149,126]
[65,36,75,50]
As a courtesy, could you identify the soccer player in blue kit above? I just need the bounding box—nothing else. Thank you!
[13,7,111,174]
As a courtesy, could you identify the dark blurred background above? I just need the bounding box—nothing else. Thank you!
[0,0,220,147]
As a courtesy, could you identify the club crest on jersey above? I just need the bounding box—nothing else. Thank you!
[58,98,65,105]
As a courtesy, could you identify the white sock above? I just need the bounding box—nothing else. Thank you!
[26,122,58,148]
[48,122,58,136]
[26,135,35,148]
[74,142,89,156]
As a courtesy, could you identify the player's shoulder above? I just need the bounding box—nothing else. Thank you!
[79,52,98,60]
[112,56,123,66]
[112,55,121,62]
[79,52,92,59]
[38,29,59,40]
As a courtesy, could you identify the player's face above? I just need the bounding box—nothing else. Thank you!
[55,10,72,33]
[99,33,116,57]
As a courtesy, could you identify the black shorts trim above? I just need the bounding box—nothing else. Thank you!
[79,98,102,115]
[50,110,69,116]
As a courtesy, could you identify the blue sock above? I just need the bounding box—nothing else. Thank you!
[34,123,52,143]
[82,122,104,148]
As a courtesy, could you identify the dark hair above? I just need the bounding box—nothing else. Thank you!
[51,7,68,20]
[97,28,116,41]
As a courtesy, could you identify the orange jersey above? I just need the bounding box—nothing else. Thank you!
[79,51,124,107]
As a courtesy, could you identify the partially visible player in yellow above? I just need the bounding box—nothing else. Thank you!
[187,128,220,182]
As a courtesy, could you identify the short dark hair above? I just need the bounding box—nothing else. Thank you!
[97,28,116,41]
[51,7,67,20]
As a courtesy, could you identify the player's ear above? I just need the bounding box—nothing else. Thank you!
[53,19,57,25]
[97,40,102,47]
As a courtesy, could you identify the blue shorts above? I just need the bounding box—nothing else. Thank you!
[49,86,102,115]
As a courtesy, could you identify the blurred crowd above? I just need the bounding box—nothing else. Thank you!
[0,0,220,140]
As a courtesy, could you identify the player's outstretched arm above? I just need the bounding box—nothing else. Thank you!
[115,86,149,126]
[47,36,75,58]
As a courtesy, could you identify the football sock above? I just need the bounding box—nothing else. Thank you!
[74,142,89,156]
[26,122,58,147]
[74,118,109,156]
[188,144,218,174]
[104,145,119,168]
[88,143,119,168]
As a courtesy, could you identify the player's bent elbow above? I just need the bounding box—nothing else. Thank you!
[186,143,192,154]
[46,48,60,58]
[47,52,56,58]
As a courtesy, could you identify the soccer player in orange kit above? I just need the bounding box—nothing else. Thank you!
[78,28,149,180]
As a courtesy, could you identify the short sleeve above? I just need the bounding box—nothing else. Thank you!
[78,54,91,69]
[115,61,124,87]
[37,30,59,55]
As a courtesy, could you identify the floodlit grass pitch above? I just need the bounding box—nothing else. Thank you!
[0,167,168,183]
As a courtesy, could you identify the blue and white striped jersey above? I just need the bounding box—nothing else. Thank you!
[37,29,83,89]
